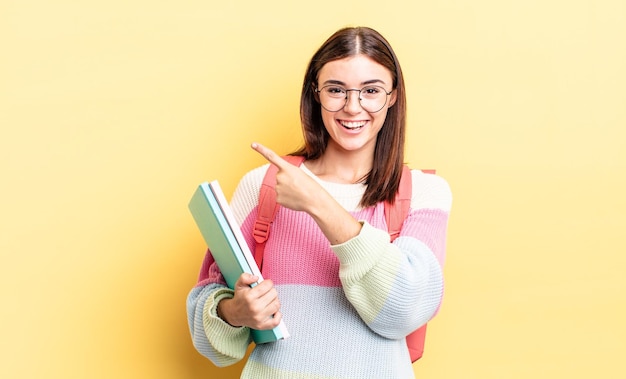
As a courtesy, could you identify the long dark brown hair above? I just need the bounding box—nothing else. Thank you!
[292,26,407,208]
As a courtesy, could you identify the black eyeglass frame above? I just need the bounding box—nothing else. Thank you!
[314,85,393,113]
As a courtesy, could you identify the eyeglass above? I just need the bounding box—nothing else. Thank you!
[315,85,393,113]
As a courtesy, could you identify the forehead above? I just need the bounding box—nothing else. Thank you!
[317,55,393,86]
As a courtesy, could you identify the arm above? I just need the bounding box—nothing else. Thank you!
[250,143,452,338]
[334,171,452,339]
[250,143,362,245]
[186,252,251,367]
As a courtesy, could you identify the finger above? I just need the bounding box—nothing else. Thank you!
[273,310,283,324]
[251,142,289,170]
[252,279,276,298]
[268,310,283,328]
[236,273,259,289]
[257,310,282,330]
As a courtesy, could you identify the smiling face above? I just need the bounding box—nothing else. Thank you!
[316,54,397,157]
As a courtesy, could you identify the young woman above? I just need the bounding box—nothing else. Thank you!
[187,26,452,379]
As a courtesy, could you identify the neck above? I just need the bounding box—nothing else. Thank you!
[305,146,374,184]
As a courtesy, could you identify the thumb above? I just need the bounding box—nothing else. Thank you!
[236,273,259,289]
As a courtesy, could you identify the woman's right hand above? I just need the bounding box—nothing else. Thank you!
[217,273,283,330]
[251,142,363,245]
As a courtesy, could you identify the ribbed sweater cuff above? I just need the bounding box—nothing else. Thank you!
[331,221,389,267]
[203,288,250,359]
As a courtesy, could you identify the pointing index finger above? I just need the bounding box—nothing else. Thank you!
[251,142,289,169]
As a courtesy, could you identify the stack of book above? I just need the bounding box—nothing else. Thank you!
[188,180,290,344]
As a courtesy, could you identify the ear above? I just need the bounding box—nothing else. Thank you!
[388,89,398,107]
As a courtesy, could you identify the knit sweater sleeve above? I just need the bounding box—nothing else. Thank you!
[186,283,251,366]
[332,170,452,340]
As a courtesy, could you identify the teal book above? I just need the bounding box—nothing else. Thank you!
[188,180,290,344]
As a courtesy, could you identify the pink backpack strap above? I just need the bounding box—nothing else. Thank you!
[253,155,306,269]
[385,167,435,241]
[385,165,413,242]
[385,166,436,362]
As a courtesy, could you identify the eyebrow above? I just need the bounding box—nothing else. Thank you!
[321,79,388,87]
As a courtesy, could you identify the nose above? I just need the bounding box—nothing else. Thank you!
[343,89,362,114]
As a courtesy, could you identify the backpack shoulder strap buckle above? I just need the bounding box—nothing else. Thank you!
[253,219,271,244]
[253,155,306,268]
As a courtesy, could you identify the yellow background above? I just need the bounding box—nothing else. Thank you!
[2,1,624,378]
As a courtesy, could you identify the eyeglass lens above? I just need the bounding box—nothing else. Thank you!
[317,85,390,113]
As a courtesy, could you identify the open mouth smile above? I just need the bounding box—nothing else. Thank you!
[339,120,367,130]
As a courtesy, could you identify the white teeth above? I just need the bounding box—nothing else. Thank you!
[340,121,366,129]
